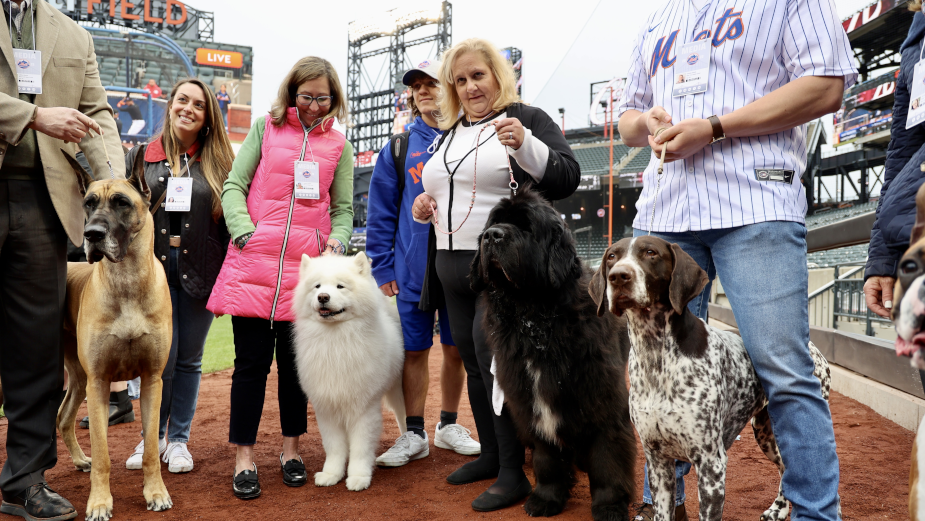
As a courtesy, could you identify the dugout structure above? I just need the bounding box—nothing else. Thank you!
[347,2,452,158]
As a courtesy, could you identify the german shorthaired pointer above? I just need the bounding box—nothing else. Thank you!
[589,235,832,521]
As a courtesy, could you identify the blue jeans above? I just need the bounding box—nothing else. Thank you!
[635,222,841,521]
[158,247,214,443]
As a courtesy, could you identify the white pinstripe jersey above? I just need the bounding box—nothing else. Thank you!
[617,0,857,232]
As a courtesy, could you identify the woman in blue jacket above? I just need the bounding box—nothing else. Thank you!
[865,3,925,317]
[366,61,480,467]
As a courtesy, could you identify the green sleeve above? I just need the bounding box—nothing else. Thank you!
[328,140,355,247]
[222,117,265,241]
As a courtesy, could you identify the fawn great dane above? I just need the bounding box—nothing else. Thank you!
[56,148,172,521]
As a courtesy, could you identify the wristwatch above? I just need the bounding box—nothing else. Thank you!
[707,115,725,144]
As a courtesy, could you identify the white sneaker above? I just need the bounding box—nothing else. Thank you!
[126,437,167,470]
[434,423,481,455]
[162,441,194,473]
[375,431,429,467]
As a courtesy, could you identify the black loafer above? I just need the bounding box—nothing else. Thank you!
[0,483,77,520]
[471,477,532,512]
[233,464,261,500]
[78,390,134,429]
[279,453,307,487]
[446,460,500,485]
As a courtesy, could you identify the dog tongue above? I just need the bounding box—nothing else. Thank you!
[896,332,925,357]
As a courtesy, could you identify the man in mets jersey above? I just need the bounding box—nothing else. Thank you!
[617,0,856,520]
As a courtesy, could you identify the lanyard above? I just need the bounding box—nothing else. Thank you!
[6,0,35,50]
[298,118,320,163]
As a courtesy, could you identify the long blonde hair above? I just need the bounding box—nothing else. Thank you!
[435,38,521,130]
[270,57,350,129]
[158,78,235,220]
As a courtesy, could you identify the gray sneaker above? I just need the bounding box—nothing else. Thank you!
[375,431,429,467]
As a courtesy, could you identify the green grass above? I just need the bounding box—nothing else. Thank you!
[202,315,236,374]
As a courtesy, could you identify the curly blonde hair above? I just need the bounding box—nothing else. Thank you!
[270,57,350,128]
[435,38,520,130]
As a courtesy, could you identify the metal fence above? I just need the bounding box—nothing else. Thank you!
[807,263,891,335]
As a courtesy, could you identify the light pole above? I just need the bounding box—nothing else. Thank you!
[607,89,614,247]
[558,107,565,135]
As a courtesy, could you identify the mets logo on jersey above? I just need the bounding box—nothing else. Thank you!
[16,59,29,69]
[687,53,699,65]
[649,7,744,77]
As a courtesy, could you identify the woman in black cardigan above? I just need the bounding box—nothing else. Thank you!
[412,38,580,512]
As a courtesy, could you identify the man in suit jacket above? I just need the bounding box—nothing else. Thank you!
[0,0,124,519]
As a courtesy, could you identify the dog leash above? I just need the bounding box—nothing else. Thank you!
[88,129,116,179]
[431,124,518,235]
[647,128,669,236]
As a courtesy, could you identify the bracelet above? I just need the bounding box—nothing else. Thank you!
[328,238,346,255]
[235,232,253,250]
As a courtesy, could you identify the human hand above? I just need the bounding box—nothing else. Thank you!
[379,280,399,297]
[493,118,524,150]
[649,117,713,163]
[30,107,102,144]
[322,238,345,256]
[644,106,674,137]
[864,276,896,319]
[412,193,436,221]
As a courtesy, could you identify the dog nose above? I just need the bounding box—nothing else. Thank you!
[609,267,632,284]
[318,293,330,304]
[84,224,107,243]
[485,227,504,243]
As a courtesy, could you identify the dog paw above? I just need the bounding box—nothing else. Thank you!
[345,475,371,491]
[74,458,91,473]
[760,504,790,521]
[524,494,566,517]
[315,471,343,487]
[144,486,173,512]
[85,503,113,521]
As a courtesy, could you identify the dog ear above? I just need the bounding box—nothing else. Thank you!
[589,251,610,317]
[912,182,925,245]
[60,149,95,197]
[300,253,312,281]
[547,226,582,289]
[668,243,709,316]
[354,251,371,277]
[469,233,487,293]
[126,146,151,202]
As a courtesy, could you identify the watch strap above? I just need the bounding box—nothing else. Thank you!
[708,115,725,143]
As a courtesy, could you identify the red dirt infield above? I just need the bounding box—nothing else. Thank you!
[0,343,913,520]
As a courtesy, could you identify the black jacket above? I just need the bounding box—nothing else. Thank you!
[419,103,582,310]
[866,12,925,279]
[125,144,230,300]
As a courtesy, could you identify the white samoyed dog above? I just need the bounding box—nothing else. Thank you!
[292,252,406,491]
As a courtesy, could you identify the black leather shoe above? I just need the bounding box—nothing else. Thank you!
[471,477,532,512]
[233,464,261,500]
[0,483,77,520]
[446,461,500,485]
[279,453,307,487]
[78,390,134,429]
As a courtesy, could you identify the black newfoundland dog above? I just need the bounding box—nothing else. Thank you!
[471,189,636,521]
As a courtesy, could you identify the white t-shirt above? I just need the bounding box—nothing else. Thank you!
[419,112,549,250]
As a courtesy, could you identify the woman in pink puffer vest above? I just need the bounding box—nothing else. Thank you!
[207,57,354,499]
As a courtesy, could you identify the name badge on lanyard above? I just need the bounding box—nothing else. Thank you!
[13,49,42,95]
[672,40,710,97]
[908,51,925,129]
[294,161,320,200]
[165,177,193,212]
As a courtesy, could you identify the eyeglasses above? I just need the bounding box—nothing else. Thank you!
[296,95,333,107]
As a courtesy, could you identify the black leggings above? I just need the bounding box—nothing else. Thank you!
[228,317,308,445]
[436,250,525,469]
